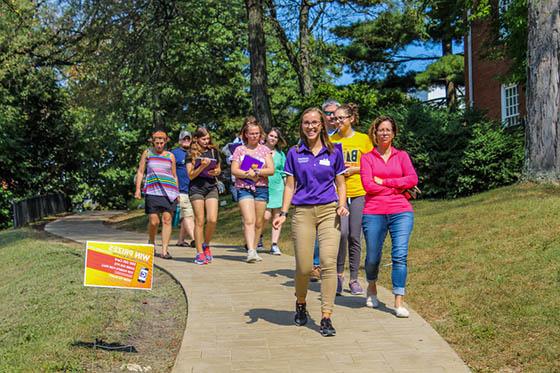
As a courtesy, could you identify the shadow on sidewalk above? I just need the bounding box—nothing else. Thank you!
[244,308,318,331]
[211,244,245,250]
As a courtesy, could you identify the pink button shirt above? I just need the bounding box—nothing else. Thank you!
[360,147,418,215]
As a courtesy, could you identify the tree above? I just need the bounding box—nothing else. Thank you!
[246,0,274,131]
[415,54,465,109]
[525,0,560,180]
[332,0,473,108]
[266,0,330,97]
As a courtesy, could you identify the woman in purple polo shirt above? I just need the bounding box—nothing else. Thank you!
[273,107,349,337]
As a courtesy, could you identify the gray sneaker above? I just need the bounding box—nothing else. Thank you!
[349,280,364,295]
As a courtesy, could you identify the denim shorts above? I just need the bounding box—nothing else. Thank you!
[238,186,269,202]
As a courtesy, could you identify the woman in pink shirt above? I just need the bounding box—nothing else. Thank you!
[231,117,275,263]
[360,116,418,318]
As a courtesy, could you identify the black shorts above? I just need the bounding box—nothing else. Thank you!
[189,178,219,201]
[145,195,177,214]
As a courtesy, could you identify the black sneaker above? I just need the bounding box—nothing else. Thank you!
[294,302,308,326]
[319,317,336,337]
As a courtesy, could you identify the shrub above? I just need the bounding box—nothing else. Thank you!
[376,104,524,198]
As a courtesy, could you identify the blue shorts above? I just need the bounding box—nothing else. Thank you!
[238,186,269,202]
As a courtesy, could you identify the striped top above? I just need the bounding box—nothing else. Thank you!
[143,149,179,201]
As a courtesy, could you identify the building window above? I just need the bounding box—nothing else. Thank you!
[501,83,520,127]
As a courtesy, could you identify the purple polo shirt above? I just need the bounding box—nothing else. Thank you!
[284,143,345,206]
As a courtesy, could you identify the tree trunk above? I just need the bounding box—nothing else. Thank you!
[299,1,313,96]
[525,0,560,180]
[442,38,457,110]
[245,0,273,131]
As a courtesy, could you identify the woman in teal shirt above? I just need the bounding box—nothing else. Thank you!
[263,127,287,255]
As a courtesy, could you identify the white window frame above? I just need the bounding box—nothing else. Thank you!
[501,83,520,127]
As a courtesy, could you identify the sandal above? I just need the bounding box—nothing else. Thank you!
[161,253,173,260]
[175,242,189,247]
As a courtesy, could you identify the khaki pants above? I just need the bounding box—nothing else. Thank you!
[292,202,340,314]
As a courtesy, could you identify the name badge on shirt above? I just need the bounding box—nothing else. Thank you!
[298,157,309,164]
[319,158,331,166]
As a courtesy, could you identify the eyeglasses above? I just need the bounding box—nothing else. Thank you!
[302,121,322,128]
[335,115,352,122]
[376,129,393,134]
[324,111,335,116]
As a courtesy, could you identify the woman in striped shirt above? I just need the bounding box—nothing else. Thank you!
[135,130,180,259]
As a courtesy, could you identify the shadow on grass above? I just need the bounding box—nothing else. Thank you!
[72,339,138,353]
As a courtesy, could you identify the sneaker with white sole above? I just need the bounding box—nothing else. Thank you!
[247,249,258,263]
[365,293,380,308]
[255,252,263,261]
[349,280,364,295]
[270,244,282,255]
[395,306,410,318]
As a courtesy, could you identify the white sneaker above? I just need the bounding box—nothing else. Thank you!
[395,306,410,318]
[255,253,263,261]
[366,294,379,308]
[270,244,282,255]
[247,249,258,263]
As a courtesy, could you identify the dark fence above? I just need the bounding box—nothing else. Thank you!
[12,193,71,228]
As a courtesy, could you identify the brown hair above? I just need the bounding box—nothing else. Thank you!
[336,103,360,127]
[297,107,334,153]
[368,115,398,145]
[190,127,217,160]
[240,116,265,144]
[267,127,287,149]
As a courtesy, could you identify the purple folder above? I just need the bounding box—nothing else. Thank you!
[194,157,218,178]
[239,154,264,185]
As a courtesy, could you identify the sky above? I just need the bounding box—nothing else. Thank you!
[335,41,465,86]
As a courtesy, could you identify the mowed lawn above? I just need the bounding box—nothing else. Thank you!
[0,228,186,372]
[114,183,560,372]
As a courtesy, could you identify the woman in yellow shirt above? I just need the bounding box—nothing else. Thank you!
[330,103,373,295]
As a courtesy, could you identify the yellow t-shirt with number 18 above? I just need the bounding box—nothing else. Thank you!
[330,131,373,198]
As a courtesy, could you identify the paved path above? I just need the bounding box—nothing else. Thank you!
[46,212,469,373]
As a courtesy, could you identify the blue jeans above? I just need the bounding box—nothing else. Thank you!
[237,186,269,202]
[362,212,414,296]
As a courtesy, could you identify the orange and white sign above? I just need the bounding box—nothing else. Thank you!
[84,241,154,290]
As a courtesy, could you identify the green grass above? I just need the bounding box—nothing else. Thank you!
[0,228,187,372]
[112,184,560,372]
[404,183,560,372]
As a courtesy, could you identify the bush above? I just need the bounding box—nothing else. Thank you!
[380,104,524,198]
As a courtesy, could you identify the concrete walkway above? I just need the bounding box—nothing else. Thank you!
[46,212,469,373]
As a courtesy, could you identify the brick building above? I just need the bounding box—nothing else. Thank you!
[464,0,526,126]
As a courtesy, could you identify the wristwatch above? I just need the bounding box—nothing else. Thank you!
[279,211,289,218]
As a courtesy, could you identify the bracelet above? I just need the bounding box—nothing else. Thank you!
[279,211,289,218]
